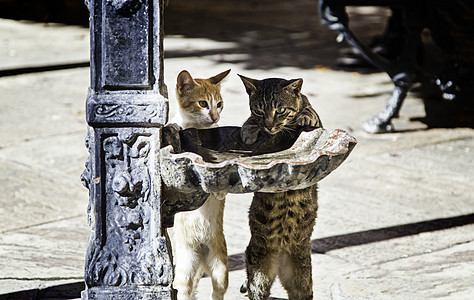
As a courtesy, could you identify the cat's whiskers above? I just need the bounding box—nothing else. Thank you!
[280,126,296,135]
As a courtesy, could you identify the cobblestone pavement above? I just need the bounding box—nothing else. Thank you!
[0,1,473,299]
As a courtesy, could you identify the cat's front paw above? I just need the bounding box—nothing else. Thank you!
[296,115,314,127]
[166,122,183,132]
[241,125,260,144]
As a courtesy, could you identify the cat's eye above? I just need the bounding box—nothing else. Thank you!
[217,102,223,108]
[198,100,208,108]
[276,107,286,114]
[254,109,264,116]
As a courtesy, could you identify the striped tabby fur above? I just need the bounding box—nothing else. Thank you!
[239,75,322,300]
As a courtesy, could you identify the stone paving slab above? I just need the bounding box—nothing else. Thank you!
[0,217,87,282]
[0,18,89,70]
[331,239,474,299]
[0,158,86,232]
[0,68,88,149]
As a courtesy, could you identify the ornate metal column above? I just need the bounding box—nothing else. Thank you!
[81,0,173,298]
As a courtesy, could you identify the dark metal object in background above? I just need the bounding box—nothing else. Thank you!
[319,0,474,133]
[0,0,89,25]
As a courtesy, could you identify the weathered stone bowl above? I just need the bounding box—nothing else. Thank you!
[160,126,357,194]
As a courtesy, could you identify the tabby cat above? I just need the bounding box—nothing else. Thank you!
[171,69,230,300]
[239,75,322,300]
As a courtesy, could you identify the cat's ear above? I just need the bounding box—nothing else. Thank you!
[285,79,303,94]
[207,69,231,85]
[176,70,197,95]
[238,75,259,96]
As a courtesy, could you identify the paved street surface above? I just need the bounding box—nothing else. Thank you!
[0,0,473,299]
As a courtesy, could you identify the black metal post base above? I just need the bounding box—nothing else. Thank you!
[82,286,174,300]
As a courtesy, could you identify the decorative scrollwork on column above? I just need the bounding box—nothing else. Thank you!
[81,127,94,227]
[84,129,169,288]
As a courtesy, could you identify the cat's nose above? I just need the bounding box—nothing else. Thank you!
[210,112,219,122]
[264,118,273,129]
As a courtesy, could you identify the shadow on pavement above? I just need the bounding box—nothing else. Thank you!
[0,62,90,77]
[0,0,89,26]
[163,0,379,71]
[0,281,84,300]
[310,213,474,254]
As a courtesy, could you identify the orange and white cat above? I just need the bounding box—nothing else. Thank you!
[170,69,231,300]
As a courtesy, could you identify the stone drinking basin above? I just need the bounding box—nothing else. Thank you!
[160,126,357,194]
